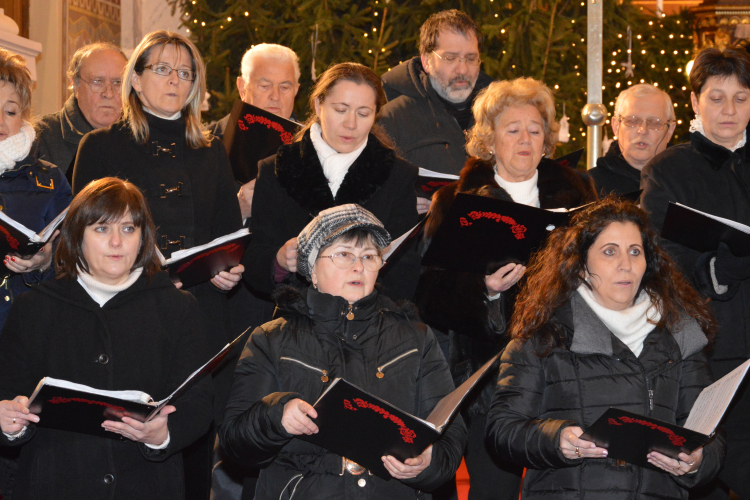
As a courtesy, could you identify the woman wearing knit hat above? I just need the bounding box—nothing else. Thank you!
[220,204,466,500]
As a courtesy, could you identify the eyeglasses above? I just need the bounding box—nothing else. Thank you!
[317,251,384,272]
[617,115,673,131]
[78,77,123,94]
[144,63,196,82]
[431,51,482,67]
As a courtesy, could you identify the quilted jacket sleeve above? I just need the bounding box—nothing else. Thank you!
[485,339,580,469]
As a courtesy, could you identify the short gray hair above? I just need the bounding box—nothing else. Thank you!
[240,44,300,84]
[614,83,675,121]
[67,42,127,91]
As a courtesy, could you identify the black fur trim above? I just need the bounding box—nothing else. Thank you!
[274,131,395,215]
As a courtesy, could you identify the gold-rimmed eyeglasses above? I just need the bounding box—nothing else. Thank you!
[77,77,123,94]
[431,51,482,67]
[616,115,673,131]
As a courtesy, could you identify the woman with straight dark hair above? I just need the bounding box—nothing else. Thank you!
[0,177,213,500]
[641,46,750,499]
[486,197,724,500]
[243,62,420,303]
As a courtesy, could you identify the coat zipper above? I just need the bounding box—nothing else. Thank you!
[646,378,654,412]
[376,349,419,379]
[280,356,329,382]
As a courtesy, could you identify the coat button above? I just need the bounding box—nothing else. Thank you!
[445,143,449,149]
[103,474,114,484]
[98,354,109,364]
[357,478,366,487]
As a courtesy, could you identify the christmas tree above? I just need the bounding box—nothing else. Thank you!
[170,0,695,156]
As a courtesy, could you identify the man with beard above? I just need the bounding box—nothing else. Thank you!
[589,84,676,196]
[380,10,491,213]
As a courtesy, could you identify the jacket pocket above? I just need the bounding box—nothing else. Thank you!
[376,348,419,379]
[280,356,329,383]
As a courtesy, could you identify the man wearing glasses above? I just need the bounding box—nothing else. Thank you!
[589,84,676,196]
[35,43,127,178]
[380,10,492,209]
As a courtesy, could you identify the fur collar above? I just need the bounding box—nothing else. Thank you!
[426,156,597,239]
[691,131,749,170]
[275,130,396,215]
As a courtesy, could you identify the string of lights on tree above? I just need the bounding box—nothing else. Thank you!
[172,0,695,157]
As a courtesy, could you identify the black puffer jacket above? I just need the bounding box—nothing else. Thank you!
[486,293,725,500]
[379,57,492,175]
[414,157,597,416]
[219,287,467,499]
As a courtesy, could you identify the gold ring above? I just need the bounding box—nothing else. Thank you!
[688,461,695,467]
[575,446,580,457]
[12,418,15,423]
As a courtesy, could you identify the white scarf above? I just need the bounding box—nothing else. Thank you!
[690,115,747,152]
[310,122,368,197]
[77,267,143,307]
[144,106,182,120]
[576,285,661,357]
[493,167,540,207]
[0,123,35,174]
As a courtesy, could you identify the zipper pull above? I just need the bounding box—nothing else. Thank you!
[346,304,354,320]
[376,368,384,379]
[648,390,654,411]
[321,369,329,383]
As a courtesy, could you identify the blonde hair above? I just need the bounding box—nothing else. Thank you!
[466,77,558,161]
[0,48,32,120]
[122,31,209,149]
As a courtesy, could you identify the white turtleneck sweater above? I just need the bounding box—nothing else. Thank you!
[494,168,540,208]
[77,267,144,307]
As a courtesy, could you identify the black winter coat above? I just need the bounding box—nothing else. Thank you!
[0,148,71,331]
[641,132,750,496]
[71,114,243,421]
[414,157,597,416]
[486,294,725,500]
[35,96,95,175]
[219,286,467,500]
[379,57,492,176]
[243,130,420,302]
[0,272,214,500]
[588,140,642,196]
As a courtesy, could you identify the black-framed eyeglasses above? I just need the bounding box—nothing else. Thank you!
[617,115,673,131]
[431,51,482,67]
[78,76,123,94]
[317,251,384,271]
[144,63,196,82]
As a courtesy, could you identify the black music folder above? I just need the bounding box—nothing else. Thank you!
[581,358,750,470]
[555,148,584,170]
[660,202,750,256]
[222,100,302,184]
[165,229,251,288]
[416,168,459,199]
[421,193,573,274]
[299,352,501,479]
[27,330,250,439]
[0,208,67,260]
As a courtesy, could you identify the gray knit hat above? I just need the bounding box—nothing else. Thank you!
[296,204,392,280]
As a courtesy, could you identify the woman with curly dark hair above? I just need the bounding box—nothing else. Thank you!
[485,197,725,500]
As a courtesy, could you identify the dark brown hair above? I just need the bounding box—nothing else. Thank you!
[689,47,750,96]
[55,177,161,280]
[418,9,484,56]
[296,62,392,148]
[510,197,716,354]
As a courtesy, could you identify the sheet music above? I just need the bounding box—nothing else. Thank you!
[684,358,750,435]
[676,203,750,235]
